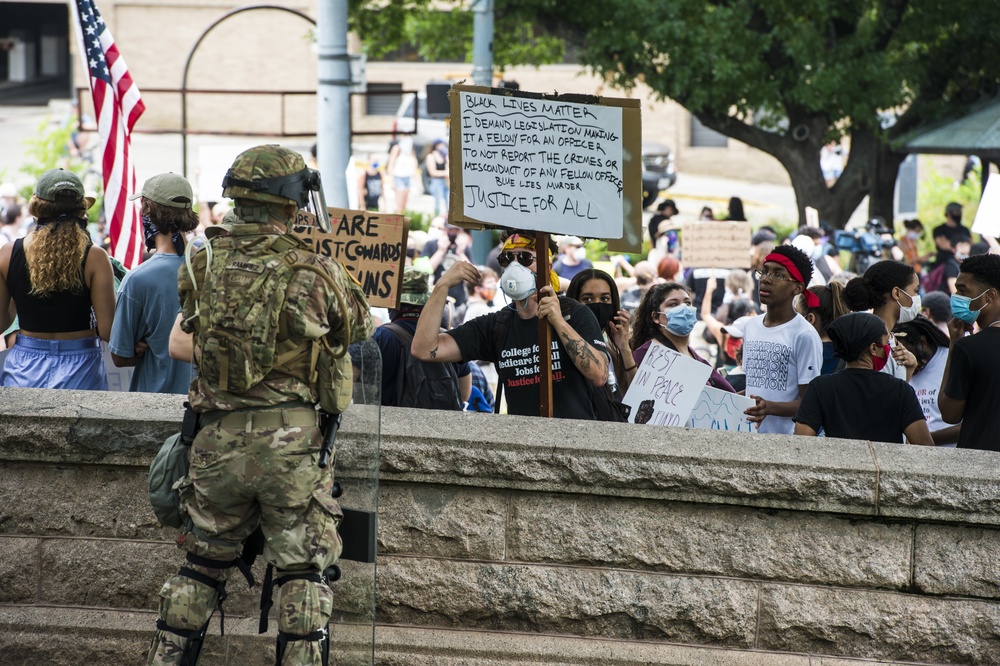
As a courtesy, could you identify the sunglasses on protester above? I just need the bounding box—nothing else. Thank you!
[498,250,536,268]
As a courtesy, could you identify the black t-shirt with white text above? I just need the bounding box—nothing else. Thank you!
[943,327,1000,451]
[447,301,607,419]
[794,368,925,444]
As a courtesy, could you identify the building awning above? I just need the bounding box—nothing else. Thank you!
[896,96,1000,158]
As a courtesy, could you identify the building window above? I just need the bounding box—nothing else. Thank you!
[690,115,728,148]
[365,82,403,116]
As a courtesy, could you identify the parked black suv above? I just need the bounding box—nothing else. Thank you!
[641,142,677,209]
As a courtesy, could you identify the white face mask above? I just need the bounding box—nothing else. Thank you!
[499,262,536,301]
[572,247,587,262]
[896,291,922,324]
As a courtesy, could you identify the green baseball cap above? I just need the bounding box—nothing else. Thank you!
[34,168,95,209]
[130,172,194,208]
[399,267,430,306]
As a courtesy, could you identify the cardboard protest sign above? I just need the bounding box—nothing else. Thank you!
[621,341,712,427]
[688,386,755,432]
[972,177,1000,238]
[292,208,409,309]
[102,343,134,392]
[805,206,820,229]
[680,221,752,268]
[449,84,643,253]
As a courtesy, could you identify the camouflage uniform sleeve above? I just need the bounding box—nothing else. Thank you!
[176,247,207,334]
[332,261,374,344]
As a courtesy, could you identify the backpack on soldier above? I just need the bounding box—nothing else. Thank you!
[186,232,353,412]
[383,322,463,410]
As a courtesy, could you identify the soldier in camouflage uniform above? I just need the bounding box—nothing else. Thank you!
[148,145,373,665]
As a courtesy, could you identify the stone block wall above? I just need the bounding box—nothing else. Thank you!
[2,387,1000,664]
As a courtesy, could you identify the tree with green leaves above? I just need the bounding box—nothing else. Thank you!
[351,0,1000,229]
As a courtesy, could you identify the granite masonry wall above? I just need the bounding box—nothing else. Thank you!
[2,386,999,665]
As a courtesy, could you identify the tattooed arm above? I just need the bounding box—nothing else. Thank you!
[537,286,609,386]
[411,262,477,363]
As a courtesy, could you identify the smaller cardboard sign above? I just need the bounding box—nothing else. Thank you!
[292,208,409,309]
[680,221,752,268]
[805,206,820,229]
[688,386,755,432]
[101,343,135,392]
[972,177,1000,238]
[621,341,712,427]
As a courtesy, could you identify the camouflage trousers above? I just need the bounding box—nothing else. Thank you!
[148,408,343,665]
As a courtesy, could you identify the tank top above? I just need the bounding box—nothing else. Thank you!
[7,238,94,332]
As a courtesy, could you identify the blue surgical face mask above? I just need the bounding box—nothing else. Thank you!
[951,289,991,324]
[660,303,697,336]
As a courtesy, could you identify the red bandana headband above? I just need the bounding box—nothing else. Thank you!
[764,253,821,308]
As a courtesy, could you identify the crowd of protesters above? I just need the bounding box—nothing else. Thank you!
[2,162,999,452]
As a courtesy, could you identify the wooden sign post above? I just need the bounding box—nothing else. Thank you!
[535,232,554,418]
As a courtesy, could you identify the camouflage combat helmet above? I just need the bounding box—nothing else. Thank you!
[399,266,431,306]
[221,144,318,207]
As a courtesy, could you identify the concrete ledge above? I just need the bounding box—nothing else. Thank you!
[0,606,933,666]
[376,556,759,646]
[5,388,1000,664]
[758,584,1000,664]
[4,388,1000,525]
[0,606,373,666]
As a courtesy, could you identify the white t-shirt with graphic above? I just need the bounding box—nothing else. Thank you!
[742,313,823,435]
[908,347,956,447]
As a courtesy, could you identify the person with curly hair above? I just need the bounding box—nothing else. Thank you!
[629,281,734,393]
[0,168,115,389]
[109,173,199,393]
[742,244,823,434]
[938,254,1000,451]
[842,260,919,380]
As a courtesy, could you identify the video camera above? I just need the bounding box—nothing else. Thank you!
[834,217,896,258]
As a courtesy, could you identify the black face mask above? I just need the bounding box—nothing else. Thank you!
[585,302,615,330]
[141,215,184,254]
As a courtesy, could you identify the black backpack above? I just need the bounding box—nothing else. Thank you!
[493,299,629,422]
[384,322,463,411]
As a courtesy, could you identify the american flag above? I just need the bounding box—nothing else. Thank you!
[71,0,145,268]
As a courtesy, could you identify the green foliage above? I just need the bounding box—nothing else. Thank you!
[18,116,103,222]
[405,209,432,232]
[586,239,644,266]
[351,1,564,70]
[916,165,981,233]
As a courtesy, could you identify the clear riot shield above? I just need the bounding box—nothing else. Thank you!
[328,337,381,665]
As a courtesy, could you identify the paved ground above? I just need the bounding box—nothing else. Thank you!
[0,99,809,228]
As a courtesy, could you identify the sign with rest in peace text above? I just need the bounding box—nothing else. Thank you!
[621,341,712,427]
[454,88,628,239]
[292,208,409,309]
[680,221,752,269]
[688,386,755,432]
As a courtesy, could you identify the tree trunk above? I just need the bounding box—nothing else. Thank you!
[868,139,906,223]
